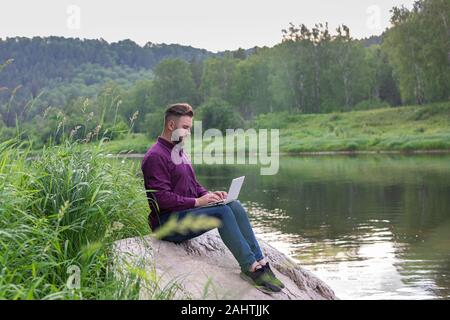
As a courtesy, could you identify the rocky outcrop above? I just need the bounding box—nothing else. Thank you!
[113,229,337,300]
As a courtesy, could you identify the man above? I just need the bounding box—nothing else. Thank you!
[141,103,284,294]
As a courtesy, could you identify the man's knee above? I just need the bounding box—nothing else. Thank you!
[214,205,234,220]
[227,200,245,213]
[229,199,242,206]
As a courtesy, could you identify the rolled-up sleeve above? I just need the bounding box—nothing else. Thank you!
[143,154,196,212]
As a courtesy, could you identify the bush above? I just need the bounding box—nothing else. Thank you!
[353,98,390,111]
[106,119,129,140]
[195,98,244,132]
[144,111,165,139]
[253,111,292,130]
[409,103,450,121]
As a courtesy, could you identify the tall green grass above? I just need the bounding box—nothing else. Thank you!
[0,137,189,299]
[0,136,224,299]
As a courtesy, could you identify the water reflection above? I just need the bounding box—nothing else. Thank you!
[130,154,450,299]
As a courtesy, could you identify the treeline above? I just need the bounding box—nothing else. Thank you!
[383,0,450,104]
[0,37,215,125]
[0,0,449,148]
[0,36,214,94]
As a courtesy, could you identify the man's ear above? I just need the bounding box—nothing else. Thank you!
[167,119,175,131]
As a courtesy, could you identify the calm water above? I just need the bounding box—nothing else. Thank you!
[133,154,450,299]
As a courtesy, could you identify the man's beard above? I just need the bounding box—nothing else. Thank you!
[172,135,184,145]
[171,128,189,146]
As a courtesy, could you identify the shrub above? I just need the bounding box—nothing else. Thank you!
[144,111,165,139]
[253,111,291,130]
[353,98,390,111]
[196,98,244,132]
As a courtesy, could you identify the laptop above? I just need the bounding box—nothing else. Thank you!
[200,176,245,207]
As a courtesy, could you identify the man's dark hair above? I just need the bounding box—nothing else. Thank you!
[164,103,194,124]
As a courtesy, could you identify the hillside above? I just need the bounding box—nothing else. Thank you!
[255,102,450,153]
[0,37,215,88]
[94,102,450,154]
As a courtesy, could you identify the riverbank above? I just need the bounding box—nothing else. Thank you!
[88,101,450,155]
[22,102,450,155]
[265,101,450,153]
[1,139,339,299]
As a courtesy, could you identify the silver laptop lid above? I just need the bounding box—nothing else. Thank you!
[226,176,245,202]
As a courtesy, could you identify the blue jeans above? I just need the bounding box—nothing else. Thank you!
[155,200,264,272]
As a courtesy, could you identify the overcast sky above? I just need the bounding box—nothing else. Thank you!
[0,0,415,52]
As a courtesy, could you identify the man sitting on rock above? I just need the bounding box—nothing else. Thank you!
[141,102,284,294]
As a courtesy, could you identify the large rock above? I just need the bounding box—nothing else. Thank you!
[113,229,337,300]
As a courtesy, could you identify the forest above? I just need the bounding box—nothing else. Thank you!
[0,0,449,150]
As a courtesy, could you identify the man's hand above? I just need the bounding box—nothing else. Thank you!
[213,191,228,200]
[195,192,223,207]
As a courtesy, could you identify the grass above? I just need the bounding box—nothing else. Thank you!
[89,133,154,154]
[1,135,225,299]
[80,102,450,155]
[257,101,450,153]
[0,138,195,299]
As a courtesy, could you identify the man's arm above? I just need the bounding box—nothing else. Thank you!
[194,178,209,197]
[193,177,227,202]
[193,175,228,200]
[143,154,196,212]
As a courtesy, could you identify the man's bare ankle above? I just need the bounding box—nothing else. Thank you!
[257,257,268,266]
[249,261,262,272]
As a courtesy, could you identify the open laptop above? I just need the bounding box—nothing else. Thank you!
[200,176,245,207]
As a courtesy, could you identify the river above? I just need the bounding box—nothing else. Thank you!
[131,153,450,299]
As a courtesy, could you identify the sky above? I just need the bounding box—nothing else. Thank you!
[0,0,415,53]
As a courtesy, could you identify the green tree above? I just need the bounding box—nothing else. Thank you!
[144,109,165,139]
[365,45,401,106]
[196,98,244,132]
[328,26,372,111]
[230,54,271,118]
[149,59,198,109]
[122,79,153,132]
[383,0,450,104]
[200,55,237,103]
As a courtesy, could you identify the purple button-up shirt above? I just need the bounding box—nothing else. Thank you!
[141,136,208,230]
